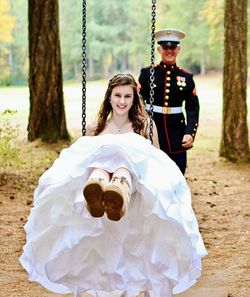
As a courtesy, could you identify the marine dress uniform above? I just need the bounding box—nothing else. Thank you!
[138,29,199,174]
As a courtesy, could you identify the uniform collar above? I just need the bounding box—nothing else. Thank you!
[160,61,178,70]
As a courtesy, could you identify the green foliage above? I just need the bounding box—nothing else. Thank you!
[59,0,149,80]
[0,0,15,85]
[8,0,28,85]
[1,0,249,85]
[0,109,20,176]
[157,0,214,73]
[0,0,15,43]
[59,0,82,80]
[55,0,234,78]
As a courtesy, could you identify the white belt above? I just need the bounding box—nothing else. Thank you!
[146,104,183,114]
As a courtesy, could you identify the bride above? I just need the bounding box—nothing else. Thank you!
[20,73,207,297]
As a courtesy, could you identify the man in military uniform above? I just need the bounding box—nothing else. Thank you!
[138,29,199,174]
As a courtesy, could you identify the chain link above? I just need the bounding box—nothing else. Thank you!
[81,0,87,136]
[149,0,156,144]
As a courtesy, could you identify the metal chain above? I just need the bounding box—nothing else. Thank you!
[81,0,87,136]
[149,0,156,144]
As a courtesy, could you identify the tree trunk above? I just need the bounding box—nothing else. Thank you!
[103,63,109,78]
[220,0,249,162]
[8,46,13,82]
[88,55,94,79]
[200,49,206,76]
[28,0,70,142]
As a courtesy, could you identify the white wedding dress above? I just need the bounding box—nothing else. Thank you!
[20,132,207,297]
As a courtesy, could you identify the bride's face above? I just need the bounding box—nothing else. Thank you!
[110,85,134,116]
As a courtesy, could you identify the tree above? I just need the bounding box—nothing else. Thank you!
[59,0,81,80]
[9,0,28,84]
[28,0,70,142]
[158,0,211,74]
[220,0,249,162]
[201,0,224,72]
[0,0,15,84]
[87,0,133,78]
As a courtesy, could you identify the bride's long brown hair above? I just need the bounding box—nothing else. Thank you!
[94,73,148,136]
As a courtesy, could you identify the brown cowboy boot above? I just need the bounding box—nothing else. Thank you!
[104,176,131,221]
[83,178,107,217]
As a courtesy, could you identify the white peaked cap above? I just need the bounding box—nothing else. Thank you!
[155,29,186,44]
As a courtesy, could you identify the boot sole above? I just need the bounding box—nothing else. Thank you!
[104,189,124,221]
[83,183,105,217]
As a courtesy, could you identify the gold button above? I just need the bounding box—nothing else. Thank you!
[167,77,171,81]
[166,89,170,93]
[164,102,168,106]
[167,71,171,75]
[180,87,183,90]
[163,65,166,68]
[194,128,196,131]
[166,83,170,87]
[181,120,184,123]
[195,123,198,126]
[165,96,169,100]
[192,133,195,137]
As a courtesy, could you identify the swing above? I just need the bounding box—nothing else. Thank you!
[81,0,157,143]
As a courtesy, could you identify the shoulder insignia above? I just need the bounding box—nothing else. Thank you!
[142,64,161,70]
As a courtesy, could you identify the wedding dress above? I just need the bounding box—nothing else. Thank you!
[20,132,207,297]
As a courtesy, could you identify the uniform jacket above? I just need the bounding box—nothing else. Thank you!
[138,62,199,154]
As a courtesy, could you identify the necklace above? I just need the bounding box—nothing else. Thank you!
[111,119,130,133]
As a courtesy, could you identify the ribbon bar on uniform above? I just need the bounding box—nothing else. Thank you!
[146,104,183,114]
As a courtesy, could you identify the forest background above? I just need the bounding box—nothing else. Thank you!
[1,0,250,86]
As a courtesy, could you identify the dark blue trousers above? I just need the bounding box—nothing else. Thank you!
[168,151,187,175]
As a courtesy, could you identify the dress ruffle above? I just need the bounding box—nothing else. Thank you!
[20,133,207,297]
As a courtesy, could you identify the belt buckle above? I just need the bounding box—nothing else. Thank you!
[162,106,171,114]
